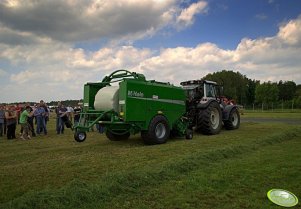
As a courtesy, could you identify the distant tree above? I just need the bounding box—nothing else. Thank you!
[294,84,301,108]
[296,84,301,97]
[246,79,259,104]
[202,70,250,104]
[278,80,297,101]
[255,82,279,104]
[47,99,83,107]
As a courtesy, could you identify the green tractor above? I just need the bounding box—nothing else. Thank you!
[181,79,240,135]
[73,70,192,145]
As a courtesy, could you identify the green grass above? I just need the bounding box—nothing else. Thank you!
[241,111,301,119]
[243,108,301,114]
[0,114,301,209]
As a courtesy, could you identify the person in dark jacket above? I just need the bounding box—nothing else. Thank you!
[5,106,17,140]
[55,102,64,134]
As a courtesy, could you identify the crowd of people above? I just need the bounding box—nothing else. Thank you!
[0,101,82,140]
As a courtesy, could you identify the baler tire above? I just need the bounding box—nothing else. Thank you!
[224,108,240,130]
[142,115,170,145]
[74,131,86,142]
[197,102,222,135]
[106,131,130,141]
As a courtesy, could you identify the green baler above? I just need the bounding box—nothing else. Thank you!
[74,70,192,144]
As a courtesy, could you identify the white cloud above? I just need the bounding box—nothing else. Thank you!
[176,1,208,29]
[1,1,301,103]
[132,16,301,85]
[277,15,301,45]
[0,1,210,47]
[0,40,154,102]
[0,0,182,43]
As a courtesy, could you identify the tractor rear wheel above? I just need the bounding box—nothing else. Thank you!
[106,130,130,141]
[197,102,222,135]
[142,115,170,145]
[224,108,240,130]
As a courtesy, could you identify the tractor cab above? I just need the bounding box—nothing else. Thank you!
[180,80,221,104]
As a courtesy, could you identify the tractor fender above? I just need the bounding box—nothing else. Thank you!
[196,99,220,110]
[222,105,239,121]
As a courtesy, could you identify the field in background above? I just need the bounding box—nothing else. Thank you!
[242,110,301,119]
[0,112,300,209]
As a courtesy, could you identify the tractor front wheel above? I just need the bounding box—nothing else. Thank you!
[197,102,222,135]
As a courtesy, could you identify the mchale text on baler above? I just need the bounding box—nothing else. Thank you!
[73,70,240,145]
[73,70,191,145]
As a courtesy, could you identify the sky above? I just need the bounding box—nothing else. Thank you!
[1,0,301,103]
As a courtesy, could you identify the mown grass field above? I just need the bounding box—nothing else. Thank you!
[0,112,301,209]
[243,110,301,119]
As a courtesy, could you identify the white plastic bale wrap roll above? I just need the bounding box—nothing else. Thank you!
[94,86,119,112]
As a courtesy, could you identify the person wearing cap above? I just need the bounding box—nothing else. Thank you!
[34,103,47,135]
[40,100,49,126]
[19,106,35,140]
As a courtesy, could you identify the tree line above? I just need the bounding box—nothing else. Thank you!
[202,70,301,109]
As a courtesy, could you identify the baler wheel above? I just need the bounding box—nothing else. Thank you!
[224,108,240,130]
[74,131,87,142]
[106,131,130,141]
[142,115,170,145]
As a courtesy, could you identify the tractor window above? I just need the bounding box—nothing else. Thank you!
[205,84,216,98]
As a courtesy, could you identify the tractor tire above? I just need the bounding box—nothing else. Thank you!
[185,129,193,140]
[224,108,240,130]
[106,130,130,141]
[197,102,222,135]
[141,115,170,145]
[74,131,87,142]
